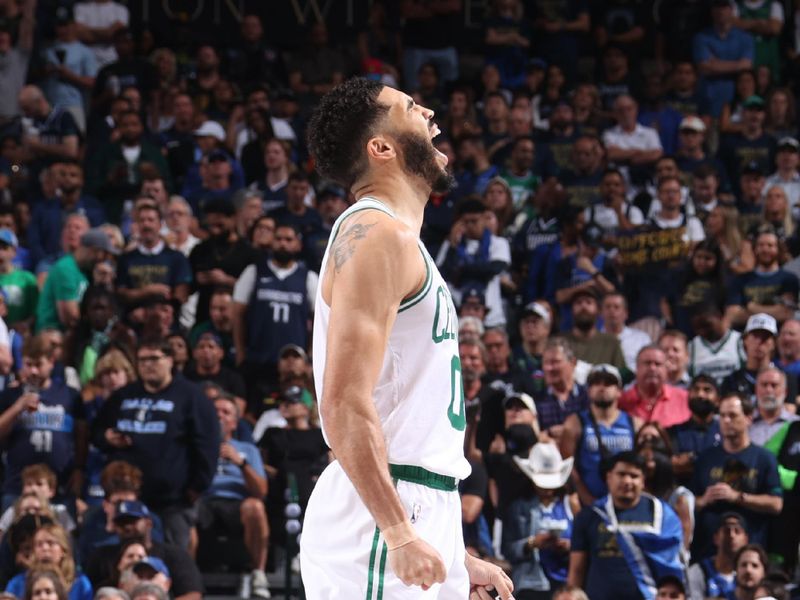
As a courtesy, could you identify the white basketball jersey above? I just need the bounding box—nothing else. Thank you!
[689,330,744,384]
[313,198,471,480]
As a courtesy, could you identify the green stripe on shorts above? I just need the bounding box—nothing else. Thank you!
[377,540,388,600]
[365,527,380,600]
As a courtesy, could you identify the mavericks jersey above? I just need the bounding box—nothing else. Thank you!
[313,198,471,480]
[577,409,635,499]
[688,330,744,385]
[247,260,309,364]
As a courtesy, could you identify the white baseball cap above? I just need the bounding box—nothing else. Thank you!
[679,115,706,133]
[193,120,226,142]
[504,392,537,414]
[513,442,573,490]
[521,301,551,325]
[587,363,623,387]
[744,313,778,336]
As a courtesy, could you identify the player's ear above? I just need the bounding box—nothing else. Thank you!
[365,135,395,163]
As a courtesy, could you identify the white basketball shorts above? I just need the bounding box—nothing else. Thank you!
[300,460,470,599]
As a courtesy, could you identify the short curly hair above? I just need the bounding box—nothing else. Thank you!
[307,77,389,189]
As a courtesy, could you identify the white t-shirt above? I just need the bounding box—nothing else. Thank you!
[651,214,706,243]
[73,1,130,67]
[602,123,663,153]
[618,326,652,372]
[0,316,10,350]
[584,202,644,233]
[233,261,318,310]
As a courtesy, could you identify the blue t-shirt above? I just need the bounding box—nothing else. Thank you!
[727,269,799,309]
[669,418,722,458]
[42,40,98,109]
[7,572,92,600]
[572,498,653,600]
[116,246,192,293]
[206,439,265,500]
[693,27,755,117]
[0,381,83,494]
[691,443,782,557]
[28,197,107,265]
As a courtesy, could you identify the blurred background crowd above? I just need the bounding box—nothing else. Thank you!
[5,0,800,599]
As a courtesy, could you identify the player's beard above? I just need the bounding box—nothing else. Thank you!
[396,131,454,194]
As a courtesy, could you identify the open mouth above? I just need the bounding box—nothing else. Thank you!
[429,123,441,140]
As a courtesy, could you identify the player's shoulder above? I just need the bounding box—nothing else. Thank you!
[333,205,419,260]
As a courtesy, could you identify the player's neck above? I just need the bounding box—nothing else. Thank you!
[352,174,428,233]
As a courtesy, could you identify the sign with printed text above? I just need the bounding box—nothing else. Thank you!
[614,227,687,271]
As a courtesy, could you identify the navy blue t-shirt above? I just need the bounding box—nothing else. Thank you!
[116,246,192,294]
[267,206,323,244]
[0,381,83,495]
[691,443,782,557]
[718,132,776,195]
[572,498,654,600]
[727,269,799,309]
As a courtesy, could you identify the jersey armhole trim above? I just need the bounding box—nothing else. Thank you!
[328,203,394,247]
[398,246,432,313]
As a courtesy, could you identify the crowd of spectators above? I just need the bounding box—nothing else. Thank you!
[4,0,800,599]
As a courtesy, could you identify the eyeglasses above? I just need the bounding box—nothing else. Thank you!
[137,354,165,364]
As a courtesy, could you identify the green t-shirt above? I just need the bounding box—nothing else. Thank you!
[502,170,541,210]
[0,268,39,325]
[36,254,88,332]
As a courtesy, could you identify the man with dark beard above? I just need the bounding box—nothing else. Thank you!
[564,289,626,372]
[560,364,640,507]
[28,161,106,265]
[84,110,172,222]
[301,78,513,598]
[232,222,317,399]
[668,374,723,485]
[189,198,258,325]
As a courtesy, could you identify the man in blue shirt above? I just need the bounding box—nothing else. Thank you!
[534,338,588,441]
[41,7,97,133]
[199,394,269,598]
[693,0,755,117]
[569,451,684,600]
[691,393,782,558]
[669,374,722,485]
[28,160,106,266]
[0,334,86,508]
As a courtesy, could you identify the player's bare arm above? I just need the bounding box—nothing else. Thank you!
[320,210,446,588]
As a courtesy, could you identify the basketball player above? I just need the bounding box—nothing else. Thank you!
[300,79,514,600]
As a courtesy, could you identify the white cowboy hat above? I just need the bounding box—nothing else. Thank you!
[513,442,573,490]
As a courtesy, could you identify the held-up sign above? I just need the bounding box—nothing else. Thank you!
[614,227,688,271]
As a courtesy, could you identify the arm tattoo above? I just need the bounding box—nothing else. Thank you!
[332,221,377,272]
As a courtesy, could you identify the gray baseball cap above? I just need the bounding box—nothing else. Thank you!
[80,228,120,255]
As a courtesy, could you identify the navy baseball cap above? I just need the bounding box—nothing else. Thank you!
[195,331,223,348]
[741,160,766,176]
[460,286,486,308]
[113,500,151,521]
[132,557,171,578]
